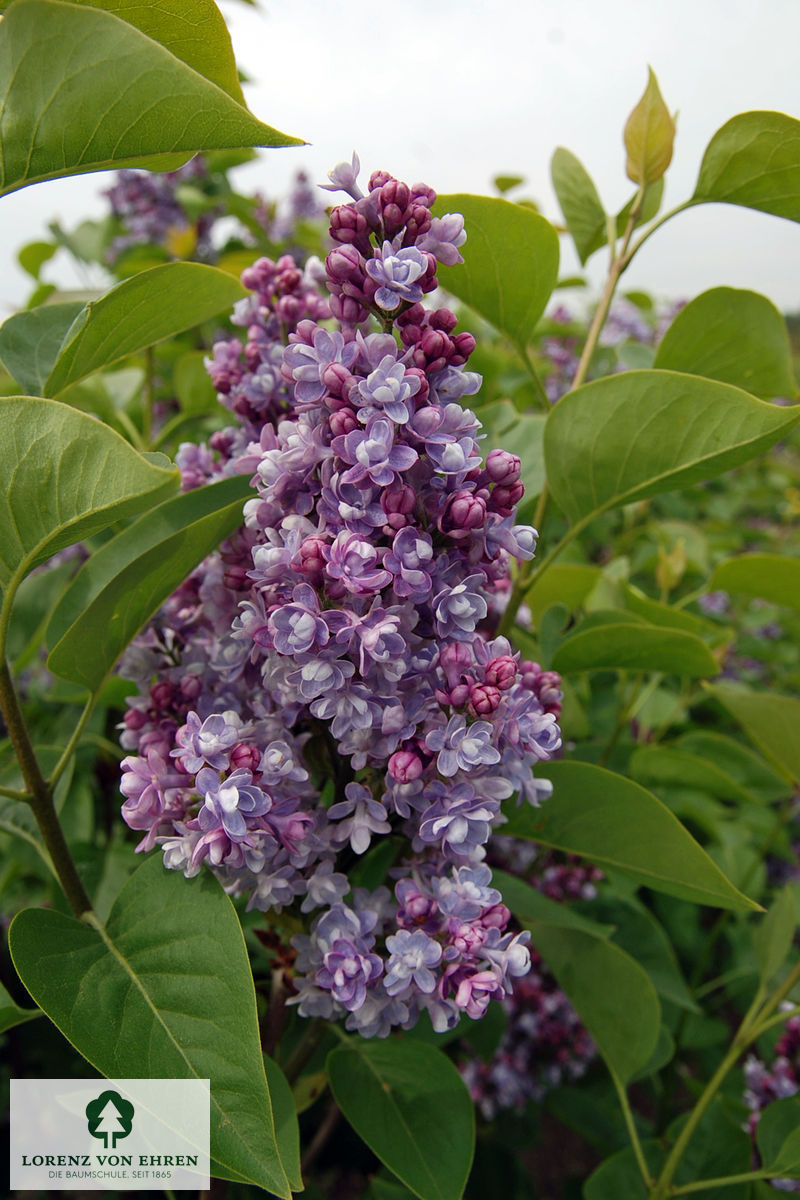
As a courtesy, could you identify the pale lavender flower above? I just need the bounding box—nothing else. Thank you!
[365,241,429,311]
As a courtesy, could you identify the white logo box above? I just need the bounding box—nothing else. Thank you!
[10,1078,210,1191]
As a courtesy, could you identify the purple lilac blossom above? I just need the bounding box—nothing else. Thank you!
[117,163,563,1039]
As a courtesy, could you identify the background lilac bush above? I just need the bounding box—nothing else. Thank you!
[0,5,800,1199]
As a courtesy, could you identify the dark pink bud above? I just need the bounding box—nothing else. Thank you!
[329,408,359,437]
[180,674,204,701]
[325,244,365,283]
[382,483,416,518]
[480,903,511,929]
[452,331,476,362]
[485,655,517,690]
[209,429,233,456]
[230,742,261,772]
[329,294,369,326]
[124,707,147,731]
[388,748,424,783]
[150,680,175,709]
[485,448,521,484]
[490,481,525,515]
[430,308,458,333]
[369,169,393,190]
[410,182,436,207]
[298,536,327,581]
[321,361,352,396]
[468,683,502,716]
[330,205,369,245]
[450,683,471,708]
[441,490,487,537]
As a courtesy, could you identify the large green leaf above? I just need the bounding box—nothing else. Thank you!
[9,855,294,1197]
[551,621,718,677]
[526,563,601,625]
[433,194,559,354]
[327,1038,474,1200]
[262,1056,303,1195]
[654,288,796,398]
[693,111,800,222]
[492,868,613,938]
[0,302,85,395]
[43,264,246,397]
[630,746,756,805]
[709,553,800,609]
[706,682,800,787]
[77,0,246,104]
[544,369,800,526]
[0,397,178,589]
[0,0,302,197]
[47,475,252,690]
[550,148,607,266]
[530,921,660,1084]
[503,761,760,910]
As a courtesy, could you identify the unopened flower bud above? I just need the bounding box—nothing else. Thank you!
[231,743,261,772]
[468,683,502,716]
[485,656,517,690]
[388,748,424,783]
[485,448,521,485]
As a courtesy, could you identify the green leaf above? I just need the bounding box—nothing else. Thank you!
[709,553,800,609]
[550,621,719,677]
[0,980,41,1034]
[0,0,303,197]
[755,886,797,987]
[693,111,800,222]
[550,148,607,265]
[175,350,218,415]
[589,897,699,1012]
[531,922,660,1084]
[77,0,246,104]
[502,761,761,911]
[0,397,179,589]
[654,288,796,398]
[622,585,718,637]
[623,67,676,185]
[706,681,800,787]
[584,1142,663,1200]
[44,264,246,397]
[544,369,800,526]
[17,240,57,280]
[0,302,86,395]
[677,731,788,802]
[263,1056,303,1194]
[758,1098,800,1175]
[630,746,756,805]
[8,855,294,1197]
[526,563,602,625]
[327,1038,474,1200]
[47,475,251,689]
[432,194,559,355]
[492,868,614,938]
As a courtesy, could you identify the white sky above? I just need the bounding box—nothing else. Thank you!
[2,0,800,314]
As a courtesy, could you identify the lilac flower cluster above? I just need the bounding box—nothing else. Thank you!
[460,947,596,1118]
[104,156,218,264]
[118,156,562,1036]
[744,1013,800,1192]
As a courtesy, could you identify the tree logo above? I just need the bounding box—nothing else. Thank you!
[85,1090,134,1149]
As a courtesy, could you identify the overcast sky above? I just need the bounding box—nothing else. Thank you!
[2,0,800,315]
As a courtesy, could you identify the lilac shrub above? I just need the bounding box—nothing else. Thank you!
[118,157,562,1037]
[744,1013,800,1191]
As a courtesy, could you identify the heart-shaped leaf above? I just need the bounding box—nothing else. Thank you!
[327,1038,474,1200]
[503,761,760,910]
[43,263,246,397]
[544,369,800,526]
[551,621,719,677]
[0,0,302,197]
[0,302,84,395]
[693,111,800,222]
[9,855,295,1196]
[654,288,795,398]
[433,194,559,356]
